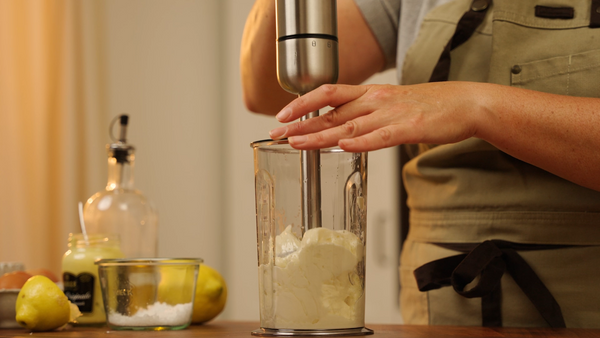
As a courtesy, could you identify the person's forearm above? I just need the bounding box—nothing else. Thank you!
[240,0,296,115]
[474,83,600,191]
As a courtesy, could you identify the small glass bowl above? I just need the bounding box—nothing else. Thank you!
[0,289,20,328]
[95,258,202,331]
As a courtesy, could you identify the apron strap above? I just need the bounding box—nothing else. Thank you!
[591,0,600,27]
[413,240,568,328]
[429,0,493,82]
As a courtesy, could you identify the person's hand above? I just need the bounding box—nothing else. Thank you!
[269,80,600,192]
[269,82,485,152]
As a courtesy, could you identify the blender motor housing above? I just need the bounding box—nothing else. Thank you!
[276,0,339,95]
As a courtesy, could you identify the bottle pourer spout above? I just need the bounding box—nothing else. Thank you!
[118,115,129,143]
[108,114,134,164]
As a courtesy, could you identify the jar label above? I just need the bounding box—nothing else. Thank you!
[63,272,95,313]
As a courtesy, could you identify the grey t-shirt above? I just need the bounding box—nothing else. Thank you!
[354,0,452,82]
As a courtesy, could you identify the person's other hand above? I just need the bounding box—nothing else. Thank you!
[269,82,485,152]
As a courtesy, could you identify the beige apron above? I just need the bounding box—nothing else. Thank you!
[399,0,600,328]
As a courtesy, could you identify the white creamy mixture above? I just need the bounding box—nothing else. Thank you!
[259,226,365,329]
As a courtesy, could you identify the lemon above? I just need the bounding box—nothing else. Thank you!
[15,275,76,331]
[157,267,195,306]
[191,264,227,324]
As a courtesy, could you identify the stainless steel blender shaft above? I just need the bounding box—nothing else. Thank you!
[275,0,338,233]
[300,110,322,232]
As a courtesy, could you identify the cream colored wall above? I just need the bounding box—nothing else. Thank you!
[98,0,402,324]
[99,0,269,322]
[101,0,224,268]
[220,1,276,321]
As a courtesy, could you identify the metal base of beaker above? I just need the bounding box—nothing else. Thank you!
[251,327,374,336]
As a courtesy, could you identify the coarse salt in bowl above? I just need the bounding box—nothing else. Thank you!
[95,258,202,330]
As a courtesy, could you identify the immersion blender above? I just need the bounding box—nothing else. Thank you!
[275,0,339,233]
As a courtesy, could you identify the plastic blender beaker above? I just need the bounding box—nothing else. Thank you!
[251,139,372,336]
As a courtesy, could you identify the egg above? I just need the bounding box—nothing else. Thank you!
[0,271,32,290]
[26,268,59,283]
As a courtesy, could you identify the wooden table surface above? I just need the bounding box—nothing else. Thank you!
[1,321,600,338]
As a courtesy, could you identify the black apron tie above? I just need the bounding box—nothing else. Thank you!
[591,0,600,27]
[429,0,493,82]
[414,240,568,328]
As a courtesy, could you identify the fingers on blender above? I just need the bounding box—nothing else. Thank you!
[270,126,287,139]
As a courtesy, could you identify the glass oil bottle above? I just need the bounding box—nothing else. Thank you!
[83,115,158,258]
